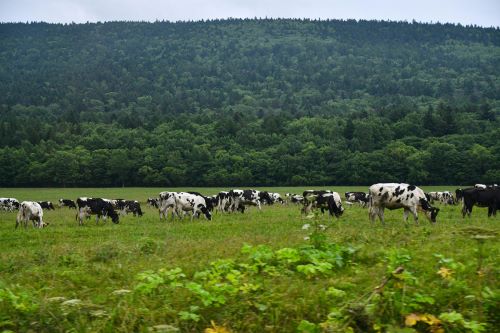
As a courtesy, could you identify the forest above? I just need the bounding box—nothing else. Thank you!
[0,19,499,187]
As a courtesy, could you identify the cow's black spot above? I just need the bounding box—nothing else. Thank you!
[408,185,416,191]
[396,199,401,203]
[410,193,414,198]
[379,187,383,192]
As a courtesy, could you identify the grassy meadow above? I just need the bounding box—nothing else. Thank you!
[0,187,498,332]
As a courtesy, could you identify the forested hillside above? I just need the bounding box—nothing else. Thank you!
[0,19,499,186]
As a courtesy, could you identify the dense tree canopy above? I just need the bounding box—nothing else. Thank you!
[0,19,499,186]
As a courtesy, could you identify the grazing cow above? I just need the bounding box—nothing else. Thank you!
[116,200,143,217]
[269,192,284,204]
[76,197,119,225]
[187,192,216,212]
[345,192,370,207]
[174,192,212,221]
[16,201,48,229]
[147,197,159,208]
[158,192,178,220]
[229,189,272,212]
[38,201,55,210]
[59,199,77,209]
[369,183,439,224]
[0,198,20,211]
[289,194,304,204]
[426,191,455,205]
[303,191,344,218]
[458,187,500,217]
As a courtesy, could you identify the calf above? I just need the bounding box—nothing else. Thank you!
[369,183,439,224]
[59,199,77,209]
[76,197,119,225]
[0,198,20,211]
[174,192,212,221]
[38,201,55,210]
[16,201,48,229]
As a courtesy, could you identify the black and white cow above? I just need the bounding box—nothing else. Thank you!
[426,191,455,205]
[16,201,48,229]
[289,194,304,204]
[59,199,77,209]
[229,189,272,212]
[0,198,20,211]
[147,197,159,208]
[174,192,212,221]
[345,192,370,207]
[187,192,216,212]
[158,192,178,220]
[457,187,500,218]
[369,183,439,224]
[76,197,119,225]
[38,201,55,210]
[269,192,284,204]
[116,200,143,217]
[302,191,344,218]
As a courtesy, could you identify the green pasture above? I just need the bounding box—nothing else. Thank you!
[0,187,498,332]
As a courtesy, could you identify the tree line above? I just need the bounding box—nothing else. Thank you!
[0,19,498,186]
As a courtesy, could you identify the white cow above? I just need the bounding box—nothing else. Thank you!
[158,191,178,220]
[369,183,439,224]
[16,201,48,229]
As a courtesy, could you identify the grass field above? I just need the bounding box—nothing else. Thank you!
[0,187,498,333]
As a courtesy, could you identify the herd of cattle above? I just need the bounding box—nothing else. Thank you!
[1,183,498,229]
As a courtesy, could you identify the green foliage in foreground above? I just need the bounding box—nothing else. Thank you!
[0,187,498,332]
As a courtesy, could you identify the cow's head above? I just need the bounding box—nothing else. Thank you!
[12,201,20,210]
[199,204,212,220]
[425,207,440,223]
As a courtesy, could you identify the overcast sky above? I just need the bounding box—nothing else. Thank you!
[1,0,499,27]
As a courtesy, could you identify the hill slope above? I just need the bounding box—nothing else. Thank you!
[0,19,499,186]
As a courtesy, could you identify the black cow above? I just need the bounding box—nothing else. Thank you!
[458,187,500,217]
[76,197,119,225]
[38,201,55,210]
[59,199,77,209]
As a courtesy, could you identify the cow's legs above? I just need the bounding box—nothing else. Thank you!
[369,206,377,223]
[377,208,385,224]
[409,207,419,224]
[403,208,410,222]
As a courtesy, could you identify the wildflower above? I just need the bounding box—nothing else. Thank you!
[304,236,310,241]
[47,296,67,302]
[302,223,310,230]
[205,320,231,333]
[437,267,453,279]
[318,224,327,231]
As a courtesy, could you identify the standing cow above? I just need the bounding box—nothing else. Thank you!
[174,192,212,221]
[16,201,48,229]
[369,183,439,224]
[59,199,77,209]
